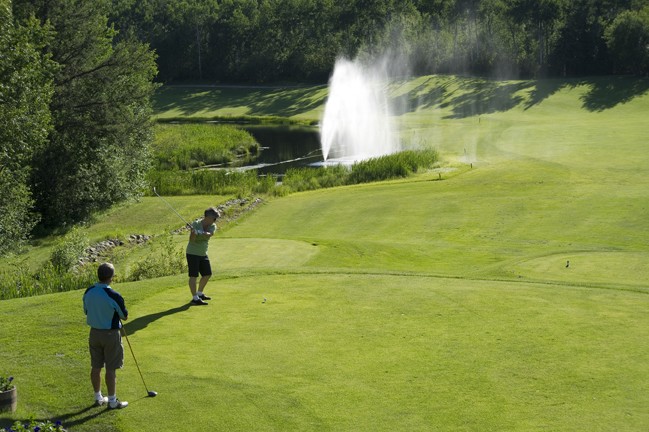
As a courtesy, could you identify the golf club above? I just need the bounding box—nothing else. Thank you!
[121,322,157,397]
[152,186,192,228]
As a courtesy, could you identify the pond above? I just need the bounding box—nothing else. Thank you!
[239,125,323,175]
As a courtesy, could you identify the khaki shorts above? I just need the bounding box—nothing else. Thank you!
[89,328,124,370]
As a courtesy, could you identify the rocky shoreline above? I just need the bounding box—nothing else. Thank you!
[79,197,264,264]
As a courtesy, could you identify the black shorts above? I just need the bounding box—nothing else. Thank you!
[186,254,212,277]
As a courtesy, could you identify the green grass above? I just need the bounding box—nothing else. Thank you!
[152,124,260,169]
[2,74,649,431]
[153,84,328,123]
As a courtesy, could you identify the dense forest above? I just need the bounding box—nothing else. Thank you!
[109,0,649,82]
[1,0,649,254]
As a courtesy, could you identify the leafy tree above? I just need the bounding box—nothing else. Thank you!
[605,6,649,74]
[0,1,54,253]
[211,0,261,81]
[13,0,158,227]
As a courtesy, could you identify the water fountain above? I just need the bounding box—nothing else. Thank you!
[319,57,401,163]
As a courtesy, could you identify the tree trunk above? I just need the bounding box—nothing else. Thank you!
[196,24,203,80]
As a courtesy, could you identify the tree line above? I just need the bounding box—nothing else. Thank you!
[110,0,649,83]
[1,0,156,254]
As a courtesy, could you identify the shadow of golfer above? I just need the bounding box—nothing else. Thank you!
[124,303,191,336]
[0,404,110,430]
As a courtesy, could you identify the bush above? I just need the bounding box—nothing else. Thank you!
[49,228,89,270]
[0,257,97,300]
[127,233,186,281]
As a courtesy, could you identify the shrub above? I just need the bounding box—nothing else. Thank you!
[0,258,97,300]
[49,228,88,271]
[127,233,186,281]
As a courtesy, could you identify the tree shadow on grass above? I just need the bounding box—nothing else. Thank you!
[580,76,649,111]
[124,303,191,336]
[153,85,327,119]
[523,78,568,110]
[390,76,533,119]
[442,79,530,119]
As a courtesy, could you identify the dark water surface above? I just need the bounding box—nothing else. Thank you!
[240,125,322,175]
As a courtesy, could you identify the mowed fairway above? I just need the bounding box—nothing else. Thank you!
[2,76,649,431]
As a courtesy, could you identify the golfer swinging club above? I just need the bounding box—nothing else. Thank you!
[83,263,129,409]
[186,207,220,305]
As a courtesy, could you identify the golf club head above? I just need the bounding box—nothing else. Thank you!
[148,391,158,397]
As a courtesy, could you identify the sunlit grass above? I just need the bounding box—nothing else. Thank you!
[2,74,649,430]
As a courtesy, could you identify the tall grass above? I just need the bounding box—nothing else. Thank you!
[147,168,278,196]
[0,259,97,300]
[348,149,439,184]
[153,123,260,169]
[283,149,439,192]
[150,149,438,196]
[126,233,186,281]
[0,233,186,299]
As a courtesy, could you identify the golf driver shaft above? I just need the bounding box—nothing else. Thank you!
[152,187,192,228]
[121,323,156,396]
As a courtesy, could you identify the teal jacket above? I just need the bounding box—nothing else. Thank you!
[83,283,128,330]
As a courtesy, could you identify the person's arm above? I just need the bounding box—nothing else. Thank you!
[106,288,128,320]
[201,224,216,238]
[189,221,204,241]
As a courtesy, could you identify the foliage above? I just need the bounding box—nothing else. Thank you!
[605,6,649,75]
[49,228,89,271]
[282,165,349,192]
[126,233,186,281]
[147,168,277,197]
[148,149,437,196]
[4,420,65,432]
[348,149,439,184]
[0,375,14,392]
[0,4,55,255]
[12,0,158,227]
[0,258,97,300]
[152,124,260,170]
[282,149,439,192]
[109,0,649,81]
[0,173,37,256]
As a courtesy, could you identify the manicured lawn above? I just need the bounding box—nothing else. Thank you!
[2,274,648,431]
[2,74,649,431]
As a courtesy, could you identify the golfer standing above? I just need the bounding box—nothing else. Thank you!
[83,263,129,409]
[186,207,220,305]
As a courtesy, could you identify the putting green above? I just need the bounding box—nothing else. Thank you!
[215,238,319,270]
[508,251,649,288]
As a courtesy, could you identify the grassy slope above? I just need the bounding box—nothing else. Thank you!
[2,75,649,431]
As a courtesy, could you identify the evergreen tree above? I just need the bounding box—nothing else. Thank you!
[13,0,158,226]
